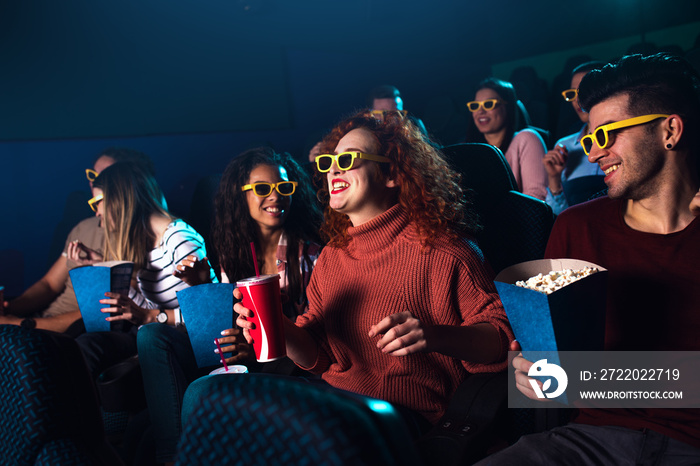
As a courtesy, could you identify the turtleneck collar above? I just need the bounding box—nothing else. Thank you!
[346,204,416,256]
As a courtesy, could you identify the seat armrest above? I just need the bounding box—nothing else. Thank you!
[418,371,508,465]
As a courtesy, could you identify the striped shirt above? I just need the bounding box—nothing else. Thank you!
[129,219,216,310]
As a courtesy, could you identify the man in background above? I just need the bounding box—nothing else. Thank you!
[543,61,606,214]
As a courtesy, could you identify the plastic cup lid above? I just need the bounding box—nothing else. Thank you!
[236,274,280,287]
[209,365,248,375]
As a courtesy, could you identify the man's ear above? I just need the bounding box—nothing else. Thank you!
[662,114,684,149]
[385,177,397,188]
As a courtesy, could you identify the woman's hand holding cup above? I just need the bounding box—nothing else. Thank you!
[233,287,255,345]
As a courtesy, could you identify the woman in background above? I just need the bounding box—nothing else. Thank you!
[139,147,322,465]
[466,77,548,200]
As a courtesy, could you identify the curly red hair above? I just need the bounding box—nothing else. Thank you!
[316,111,480,248]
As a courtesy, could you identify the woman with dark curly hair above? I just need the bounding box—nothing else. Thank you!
[210,147,321,314]
[138,147,322,464]
[230,111,514,437]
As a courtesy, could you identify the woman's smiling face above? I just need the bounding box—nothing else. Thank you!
[472,87,507,136]
[327,127,397,226]
[245,164,292,233]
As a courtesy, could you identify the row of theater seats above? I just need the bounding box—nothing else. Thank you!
[0,144,558,465]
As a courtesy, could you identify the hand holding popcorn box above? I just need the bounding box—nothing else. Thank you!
[495,259,608,352]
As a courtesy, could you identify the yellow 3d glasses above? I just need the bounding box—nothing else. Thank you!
[86,168,99,182]
[88,193,104,212]
[466,99,504,112]
[241,181,297,197]
[580,114,670,155]
[370,109,407,120]
[561,88,579,102]
[315,152,391,172]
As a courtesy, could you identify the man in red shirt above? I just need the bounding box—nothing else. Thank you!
[480,53,700,464]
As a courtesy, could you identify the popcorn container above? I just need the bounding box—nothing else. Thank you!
[495,259,608,352]
[177,283,235,369]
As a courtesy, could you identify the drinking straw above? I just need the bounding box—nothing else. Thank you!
[250,242,260,277]
[214,338,228,372]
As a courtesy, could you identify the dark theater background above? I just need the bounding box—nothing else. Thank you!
[1,0,699,294]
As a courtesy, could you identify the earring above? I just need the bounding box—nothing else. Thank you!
[666,143,673,149]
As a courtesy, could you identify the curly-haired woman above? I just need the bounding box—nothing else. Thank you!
[138,147,322,464]
[230,111,513,437]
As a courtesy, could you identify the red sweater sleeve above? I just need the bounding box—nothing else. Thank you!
[292,205,514,423]
[428,238,513,373]
[293,252,335,374]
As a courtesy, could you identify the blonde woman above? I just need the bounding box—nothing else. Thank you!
[70,162,215,376]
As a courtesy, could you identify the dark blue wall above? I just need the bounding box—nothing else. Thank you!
[0,41,488,294]
[1,0,698,294]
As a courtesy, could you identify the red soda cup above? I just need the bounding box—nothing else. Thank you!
[236,274,286,362]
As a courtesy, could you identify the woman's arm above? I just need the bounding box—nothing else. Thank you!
[99,292,174,325]
[369,312,502,364]
[172,255,213,286]
[132,220,217,316]
[233,287,320,368]
[281,317,321,368]
[370,242,512,369]
[511,129,548,200]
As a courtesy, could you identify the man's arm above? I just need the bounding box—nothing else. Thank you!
[35,311,82,333]
[0,311,81,334]
[4,255,69,317]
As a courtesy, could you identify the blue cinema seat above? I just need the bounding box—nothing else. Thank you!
[0,325,123,465]
[442,143,556,274]
[175,374,421,466]
[442,143,569,444]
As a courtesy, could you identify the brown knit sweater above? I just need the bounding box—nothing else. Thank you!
[295,204,513,423]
